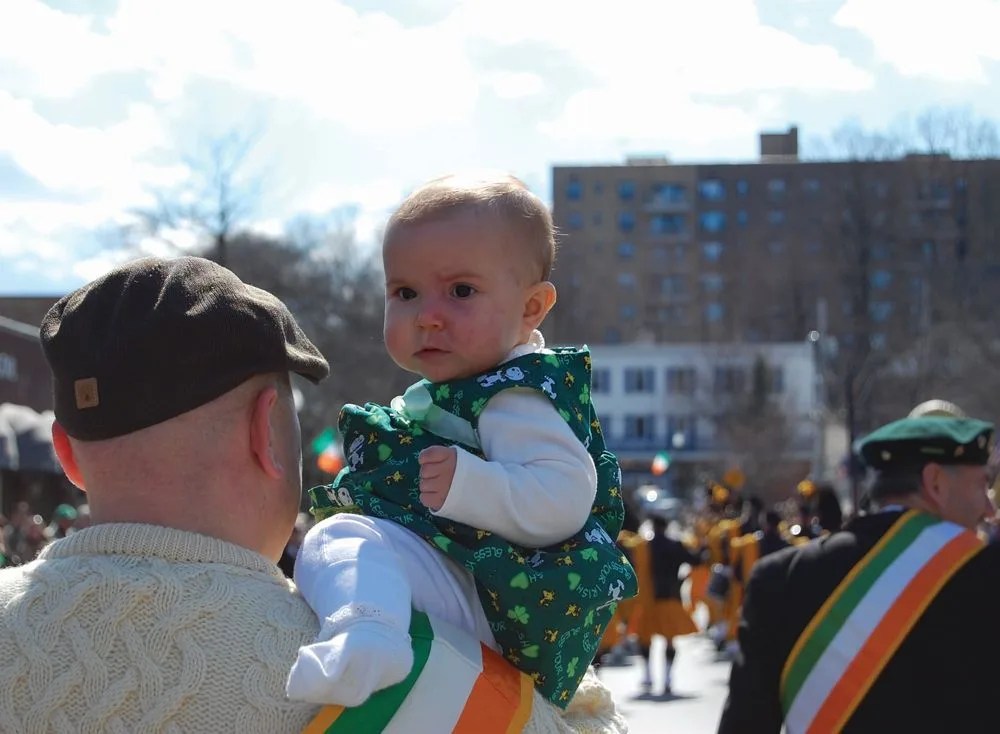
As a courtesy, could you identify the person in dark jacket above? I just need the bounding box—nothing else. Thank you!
[719,415,1000,733]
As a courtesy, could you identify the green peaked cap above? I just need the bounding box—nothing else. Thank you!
[857,416,995,471]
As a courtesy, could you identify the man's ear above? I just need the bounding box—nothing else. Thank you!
[249,386,285,480]
[921,463,946,511]
[522,281,557,333]
[52,422,85,490]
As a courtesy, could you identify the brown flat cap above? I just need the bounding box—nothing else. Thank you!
[41,256,330,440]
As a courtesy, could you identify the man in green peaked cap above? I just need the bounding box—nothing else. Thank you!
[857,415,994,531]
[720,412,1000,733]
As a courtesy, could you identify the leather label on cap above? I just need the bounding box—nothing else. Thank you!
[74,378,99,409]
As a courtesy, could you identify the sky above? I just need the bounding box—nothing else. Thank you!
[1,0,999,295]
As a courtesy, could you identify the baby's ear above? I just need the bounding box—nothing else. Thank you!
[523,281,557,330]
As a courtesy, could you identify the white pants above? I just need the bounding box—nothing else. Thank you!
[294,513,497,648]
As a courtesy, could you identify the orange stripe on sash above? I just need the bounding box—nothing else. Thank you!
[506,673,535,734]
[453,644,532,734]
[302,706,343,734]
[806,530,983,733]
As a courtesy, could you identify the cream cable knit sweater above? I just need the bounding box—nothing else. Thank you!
[0,523,626,734]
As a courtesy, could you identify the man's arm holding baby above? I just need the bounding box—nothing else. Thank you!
[419,388,597,548]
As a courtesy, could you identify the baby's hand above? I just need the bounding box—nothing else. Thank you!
[418,445,457,511]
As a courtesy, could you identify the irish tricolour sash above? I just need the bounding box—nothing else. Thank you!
[304,610,533,734]
[780,510,984,733]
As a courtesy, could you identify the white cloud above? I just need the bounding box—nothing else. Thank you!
[0,0,130,97]
[834,0,1000,83]
[0,92,177,197]
[486,72,546,100]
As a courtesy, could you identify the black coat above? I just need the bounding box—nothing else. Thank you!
[718,510,1000,733]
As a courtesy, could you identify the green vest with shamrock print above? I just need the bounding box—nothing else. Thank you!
[308,347,638,707]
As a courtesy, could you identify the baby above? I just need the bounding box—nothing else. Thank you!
[286,172,637,708]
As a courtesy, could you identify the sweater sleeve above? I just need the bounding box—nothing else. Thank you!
[432,387,597,548]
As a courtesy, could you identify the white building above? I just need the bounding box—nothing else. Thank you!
[584,340,820,495]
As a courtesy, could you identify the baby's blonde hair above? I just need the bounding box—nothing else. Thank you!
[384,172,557,281]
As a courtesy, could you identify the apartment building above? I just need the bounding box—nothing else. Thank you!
[550,128,1000,358]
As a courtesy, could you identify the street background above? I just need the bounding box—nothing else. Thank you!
[597,633,731,733]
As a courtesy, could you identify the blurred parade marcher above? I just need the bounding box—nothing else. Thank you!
[2,500,31,565]
[45,503,78,540]
[0,515,8,568]
[593,527,642,669]
[621,514,700,696]
[682,511,717,629]
[813,483,844,534]
[719,415,1000,733]
[72,503,91,532]
[20,514,50,564]
[704,484,742,648]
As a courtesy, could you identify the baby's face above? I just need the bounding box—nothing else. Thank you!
[383,212,537,383]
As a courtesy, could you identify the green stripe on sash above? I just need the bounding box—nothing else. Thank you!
[780,512,940,711]
[322,611,434,732]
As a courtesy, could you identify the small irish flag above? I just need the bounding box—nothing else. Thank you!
[312,427,344,475]
[651,451,671,476]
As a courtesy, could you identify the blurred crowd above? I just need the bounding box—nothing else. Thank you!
[0,500,90,567]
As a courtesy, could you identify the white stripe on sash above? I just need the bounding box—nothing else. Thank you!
[383,616,484,734]
[786,521,962,733]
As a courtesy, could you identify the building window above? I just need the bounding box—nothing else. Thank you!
[593,181,604,195]
[659,274,686,297]
[768,241,785,255]
[618,212,635,232]
[705,302,724,322]
[870,333,887,350]
[618,241,635,258]
[652,245,669,261]
[650,183,686,204]
[702,241,724,262]
[700,211,727,233]
[700,273,724,293]
[617,272,636,288]
[567,211,584,230]
[618,180,636,201]
[666,414,696,448]
[604,326,622,343]
[769,366,784,394]
[666,367,696,395]
[922,241,937,263]
[624,368,655,393]
[806,241,822,254]
[674,243,687,261]
[871,270,893,289]
[736,179,749,197]
[714,366,745,394]
[624,414,656,441]
[620,304,636,320]
[592,368,611,393]
[736,210,749,226]
[657,305,688,324]
[650,214,686,235]
[698,179,726,201]
[767,209,786,225]
[803,178,821,193]
[592,211,603,226]
[767,178,787,195]
[566,179,583,200]
[870,301,893,322]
